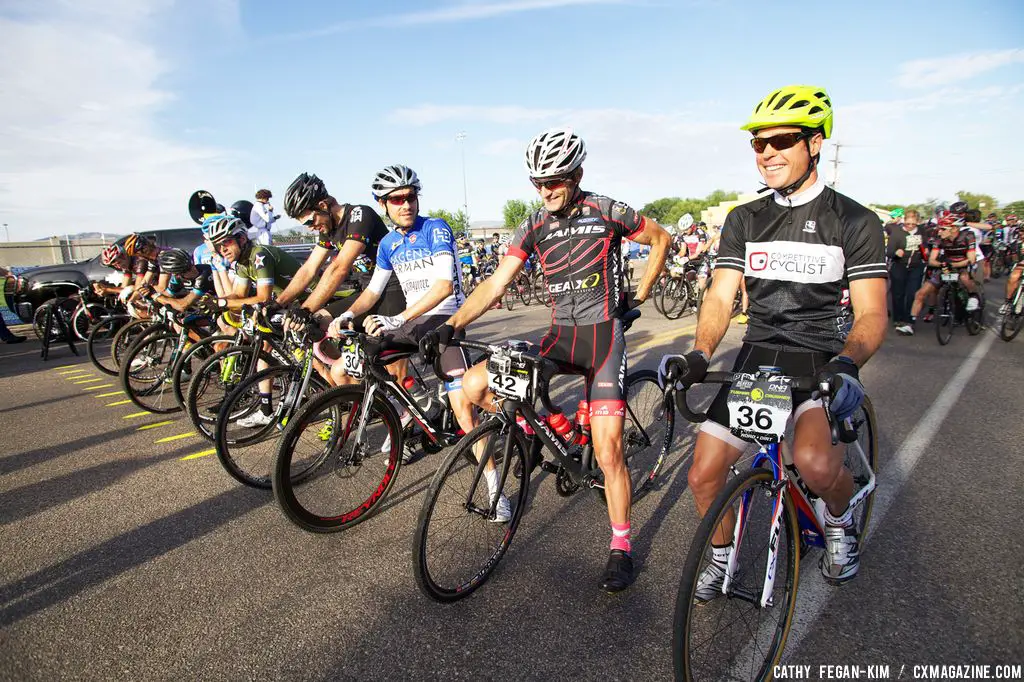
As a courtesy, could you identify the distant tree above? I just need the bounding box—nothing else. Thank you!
[640,197,683,223]
[428,208,469,235]
[956,190,999,215]
[999,200,1024,218]
[502,199,530,229]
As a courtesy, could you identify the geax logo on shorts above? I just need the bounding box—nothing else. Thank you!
[548,272,601,294]
[745,240,844,284]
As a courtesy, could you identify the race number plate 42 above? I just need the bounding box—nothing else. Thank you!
[486,354,530,400]
[726,374,794,443]
[340,340,364,379]
[940,272,959,282]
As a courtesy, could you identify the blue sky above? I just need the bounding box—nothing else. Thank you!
[2,0,1023,239]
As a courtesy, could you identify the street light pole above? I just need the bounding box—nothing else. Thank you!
[456,131,469,234]
[2,224,8,242]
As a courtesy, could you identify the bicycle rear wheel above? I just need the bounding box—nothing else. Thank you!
[171,334,234,410]
[272,384,402,531]
[623,370,675,500]
[119,332,183,413]
[935,286,954,345]
[1000,284,1023,341]
[674,467,799,681]
[413,419,529,602]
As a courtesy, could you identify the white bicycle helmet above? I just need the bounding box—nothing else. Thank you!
[205,215,247,244]
[524,127,587,178]
[677,214,694,231]
[371,165,422,200]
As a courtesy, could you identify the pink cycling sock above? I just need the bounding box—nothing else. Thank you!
[610,522,631,554]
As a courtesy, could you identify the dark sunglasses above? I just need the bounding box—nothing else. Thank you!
[750,131,811,153]
[531,176,570,191]
[386,193,418,206]
[302,209,327,227]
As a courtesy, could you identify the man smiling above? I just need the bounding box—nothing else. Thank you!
[659,85,888,592]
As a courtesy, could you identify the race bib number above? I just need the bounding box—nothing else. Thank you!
[340,339,364,378]
[940,272,959,282]
[726,374,794,443]
[486,352,530,400]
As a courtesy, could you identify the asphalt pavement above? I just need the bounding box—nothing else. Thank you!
[0,281,1021,681]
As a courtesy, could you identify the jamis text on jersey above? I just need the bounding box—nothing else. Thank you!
[540,225,607,242]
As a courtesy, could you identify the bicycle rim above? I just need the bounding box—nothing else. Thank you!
[171,335,232,410]
[413,419,528,602]
[187,346,263,442]
[935,287,953,345]
[272,385,402,532]
[674,467,798,681]
[624,370,675,500]
[844,397,878,540]
[216,366,297,488]
[120,332,182,414]
[88,317,127,376]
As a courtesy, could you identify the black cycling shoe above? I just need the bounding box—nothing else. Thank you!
[599,550,634,594]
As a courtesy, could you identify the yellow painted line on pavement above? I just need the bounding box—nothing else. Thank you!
[634,322,698,353]
[180,448,216,461]
[72,377,104,384]
[155,432,196,444]
[59,369,90,375]
[123,411,153,419]
[106,400,133,406]
[137,420,174,431]
[94,391,125,398]
[82,384,114,391]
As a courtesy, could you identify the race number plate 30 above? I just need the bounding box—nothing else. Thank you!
[940,272,959,282]
[726,374,794,443]
[340,340,364,379]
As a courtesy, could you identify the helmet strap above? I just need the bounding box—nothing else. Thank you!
[776,137,818,198]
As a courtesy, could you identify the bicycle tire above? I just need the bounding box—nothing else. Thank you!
[272,384,403,531]
[674,467,799,681]
[87,316,130,376]
[624,370,675,500]
[186,345,275,442]
[70,303,106,341]
[413,419,529,602]
[935,285,954,345]
[662,279,691,320]
[171,334,235,410]
[119,331,183,414]
[652,276,667,315]
[516,276,531,306]
[999,283,1023,342]
[108,319,153,374]
[845,396,879,541]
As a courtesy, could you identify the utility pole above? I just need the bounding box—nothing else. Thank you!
[2,224,7,242]
[456,131,469,235]
[828,142,842,188]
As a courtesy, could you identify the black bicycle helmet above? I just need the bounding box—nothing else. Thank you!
[949,200,969,215]
[283,172,329,218]
[157,248,193,274]
[229,200,254,228]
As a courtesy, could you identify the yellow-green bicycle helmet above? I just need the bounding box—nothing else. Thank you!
[741,85,833,139]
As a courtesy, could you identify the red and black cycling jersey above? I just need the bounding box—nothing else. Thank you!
[678,229,708,258]
[508,190,645,325]
[716,178,887,354]
[934,230,976,264]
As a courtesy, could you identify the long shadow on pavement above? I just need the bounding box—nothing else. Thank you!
[0,482,269,627]
[0,424,157,478]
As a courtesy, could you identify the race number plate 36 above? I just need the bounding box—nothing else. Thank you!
[340,341,364,379]
[726,374,794,443]
[940,272,959,282]
[487,368,529,400]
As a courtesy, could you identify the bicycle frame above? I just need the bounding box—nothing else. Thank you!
[726,435,876,608]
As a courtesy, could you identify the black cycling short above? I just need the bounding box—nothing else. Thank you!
[702,342,831,449]
[979,243,993,259]
[387,316,469,391]
[538,319,626,418]
[325,286,406,329]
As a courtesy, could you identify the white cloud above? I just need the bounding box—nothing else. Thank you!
[278,0,630,40]
[0,0,240,239]
[895,49,1024,88]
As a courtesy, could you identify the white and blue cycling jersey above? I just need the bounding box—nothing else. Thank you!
[368,216,465,316]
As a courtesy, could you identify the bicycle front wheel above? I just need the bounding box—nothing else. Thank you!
[171,334,234,410]
[109,319,152,374]
[88,316,129,376]
[674,467,799,682]
[624,370,675,500]
[1000,285,1023,341]
[186,346,271,442]
[935,285,954,345]
[119,331,182,414]
[844,396,879,541]
[272,384,403,531]
[413,419,529,603]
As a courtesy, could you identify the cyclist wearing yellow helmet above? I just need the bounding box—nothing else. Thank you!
[659,85,888,590]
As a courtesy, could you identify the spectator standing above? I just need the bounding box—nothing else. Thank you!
[888,210,927,333]
[250,189,278,245]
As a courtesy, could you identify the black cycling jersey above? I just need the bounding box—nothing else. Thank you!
[315,204,395,290]
[934,230,976,264]
[508,190,645,325]
[170,264,216,297]
[716,178,887,354]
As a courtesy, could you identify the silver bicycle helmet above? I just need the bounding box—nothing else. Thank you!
[371,165,422,200]
[524,127,587,178]
[205,215,248,244]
